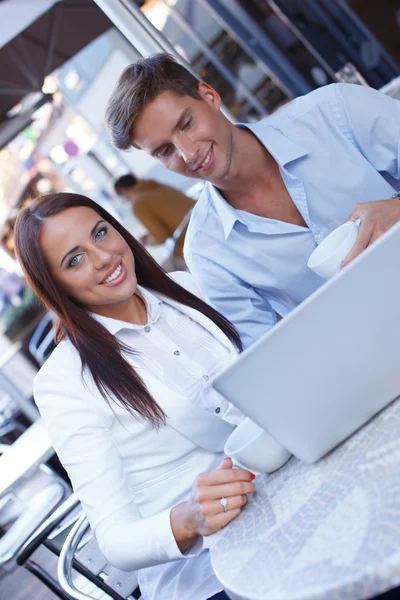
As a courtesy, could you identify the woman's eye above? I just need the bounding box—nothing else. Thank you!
[95,227,107,241]
[68,254,83,268]
[182,119,192,130]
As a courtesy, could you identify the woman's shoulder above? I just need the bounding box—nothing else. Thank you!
[34,337,81,391]
[168,271,204,299]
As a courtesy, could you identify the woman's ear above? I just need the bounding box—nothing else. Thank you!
[197,81,221,110]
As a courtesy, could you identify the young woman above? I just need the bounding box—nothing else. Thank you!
[14,193,256,600]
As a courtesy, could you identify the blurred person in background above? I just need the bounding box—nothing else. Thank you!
[0,268,25,308]
[114,174,194,268]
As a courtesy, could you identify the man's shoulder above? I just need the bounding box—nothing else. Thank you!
[260,84,338,126]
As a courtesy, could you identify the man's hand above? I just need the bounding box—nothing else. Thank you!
[341,198,400,268]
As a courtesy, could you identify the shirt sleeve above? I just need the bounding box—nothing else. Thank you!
[185,252,277,349]
[335,83,400,179]
[34,367,205,572]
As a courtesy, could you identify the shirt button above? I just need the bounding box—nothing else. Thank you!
[202,375,209,382]
[174,350,180,356]
[315,233,321,241]
[215,407,221,414]
[144,326,151,333]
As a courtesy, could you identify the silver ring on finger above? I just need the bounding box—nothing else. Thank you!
[220,497,228,512]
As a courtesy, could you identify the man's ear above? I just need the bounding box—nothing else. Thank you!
[197,81,221,110]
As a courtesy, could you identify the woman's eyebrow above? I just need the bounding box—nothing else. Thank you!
[60,220,105,267]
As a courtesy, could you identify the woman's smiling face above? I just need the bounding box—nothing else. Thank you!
[40,206,137,316]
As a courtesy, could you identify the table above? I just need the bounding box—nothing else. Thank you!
[209,399,400,600]
[0,419,54,498]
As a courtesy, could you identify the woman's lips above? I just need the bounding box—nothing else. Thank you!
[102,261,127,287]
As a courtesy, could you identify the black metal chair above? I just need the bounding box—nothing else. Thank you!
[0,457,70,580]
[17,495,141,600]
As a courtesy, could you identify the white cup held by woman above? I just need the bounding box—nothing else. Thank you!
[224,417,291,474]
[308,219,361,280]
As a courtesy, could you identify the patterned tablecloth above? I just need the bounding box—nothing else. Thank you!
[209,399,400,600]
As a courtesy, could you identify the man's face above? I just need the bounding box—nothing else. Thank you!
[132,83,234,185]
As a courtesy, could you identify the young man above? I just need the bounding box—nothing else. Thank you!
[114,173,194,266]
[106,54,400,348]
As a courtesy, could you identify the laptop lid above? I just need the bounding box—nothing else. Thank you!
[213,222,400,463]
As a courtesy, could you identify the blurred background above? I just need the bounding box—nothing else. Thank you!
[0,1,398,599]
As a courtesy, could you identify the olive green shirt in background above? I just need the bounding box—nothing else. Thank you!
[129,180,194,258]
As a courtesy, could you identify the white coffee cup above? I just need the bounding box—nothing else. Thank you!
[307,219,361,280]
[224,417,292,474]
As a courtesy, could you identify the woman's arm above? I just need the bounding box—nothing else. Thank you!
[34,359,255,571]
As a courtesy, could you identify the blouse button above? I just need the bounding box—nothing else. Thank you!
[144,326,151,333]
[202,374,209,382]
[174,350,180,356]
[215,407,221,414]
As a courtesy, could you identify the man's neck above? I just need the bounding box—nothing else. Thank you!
[217,127,277,209]
[212,126,307,227]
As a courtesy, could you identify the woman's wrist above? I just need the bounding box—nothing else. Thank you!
[170,501,200,553]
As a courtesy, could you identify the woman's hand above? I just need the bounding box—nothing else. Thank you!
[170,457,256,553]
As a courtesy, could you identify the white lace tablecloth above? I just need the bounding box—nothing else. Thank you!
[209,399,400,600]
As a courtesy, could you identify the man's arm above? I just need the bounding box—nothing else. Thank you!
[186,252,276,349]
[335,83,400,265]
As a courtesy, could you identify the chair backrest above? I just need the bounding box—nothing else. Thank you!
[28,311,56,366]
[57,514,140,600]
[0,462,69,574]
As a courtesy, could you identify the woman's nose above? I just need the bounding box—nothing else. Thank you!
[94,247,113,270]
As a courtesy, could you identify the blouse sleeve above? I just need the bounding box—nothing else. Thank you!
[34,363,204,571]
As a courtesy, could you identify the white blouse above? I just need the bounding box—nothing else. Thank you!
[34,273,244,600]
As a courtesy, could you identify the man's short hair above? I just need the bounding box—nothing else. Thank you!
[105,53,201,151]
[114,174,138,194]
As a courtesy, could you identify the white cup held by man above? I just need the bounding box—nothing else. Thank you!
[224,417,291,474]
[307,219,361,280]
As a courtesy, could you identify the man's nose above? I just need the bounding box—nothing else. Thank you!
[176,138,199,165]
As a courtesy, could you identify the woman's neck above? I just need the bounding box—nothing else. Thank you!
[91,292,148,325]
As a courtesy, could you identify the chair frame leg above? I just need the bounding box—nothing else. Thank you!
[25,559,71,600]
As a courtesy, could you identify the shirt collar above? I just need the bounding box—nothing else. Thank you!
[208,121,309,240]
[90,285,162,335]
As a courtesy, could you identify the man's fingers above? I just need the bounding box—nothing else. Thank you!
[343,212,359,225]
[368,229,385,246]
[341,222,373,268]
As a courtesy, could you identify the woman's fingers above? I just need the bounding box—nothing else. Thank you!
[201,494,248,516]
[195,480,256,503]
[197,466,254,488]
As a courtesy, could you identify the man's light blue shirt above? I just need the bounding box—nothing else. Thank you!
[184,83,400,348]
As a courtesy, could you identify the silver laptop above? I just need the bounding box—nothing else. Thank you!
[213,221,400,464]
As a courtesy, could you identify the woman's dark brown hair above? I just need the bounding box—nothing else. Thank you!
[14,193,242,425]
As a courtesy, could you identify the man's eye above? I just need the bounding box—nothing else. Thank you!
[158,145,171,158]
[95,227,107,241]
[68,254,83,268]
